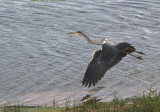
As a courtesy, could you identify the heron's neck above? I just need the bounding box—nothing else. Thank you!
[81,33,104,45]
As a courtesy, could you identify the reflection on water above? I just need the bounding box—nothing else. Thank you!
[0,0,160,106]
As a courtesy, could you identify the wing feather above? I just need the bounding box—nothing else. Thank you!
[82,43,125,88]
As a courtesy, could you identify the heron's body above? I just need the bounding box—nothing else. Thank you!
[67,31,145,88]
[82,42,135,87]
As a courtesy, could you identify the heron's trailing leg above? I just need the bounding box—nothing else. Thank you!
[121,51,143,60]
[129,53,143,60]
[135,51,146,55]
[121,46,144,60]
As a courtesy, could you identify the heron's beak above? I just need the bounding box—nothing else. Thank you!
[67,32,79,36]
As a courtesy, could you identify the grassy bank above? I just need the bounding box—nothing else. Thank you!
[1,87,160,112]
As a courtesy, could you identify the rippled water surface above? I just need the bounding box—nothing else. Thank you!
[0,0,160,106]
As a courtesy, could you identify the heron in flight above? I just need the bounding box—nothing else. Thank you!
[67,31,145,88]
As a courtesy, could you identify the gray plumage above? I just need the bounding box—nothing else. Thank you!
[67,31,144,88]
[82,42,135,87]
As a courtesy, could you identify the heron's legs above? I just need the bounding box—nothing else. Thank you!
[135,51,146,55]
[122,46,145,56]
[129,53,143,60]
[121,51,143,60]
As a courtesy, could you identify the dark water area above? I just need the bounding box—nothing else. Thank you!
[0,0,160,106]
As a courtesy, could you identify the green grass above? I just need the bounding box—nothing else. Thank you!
[1,87,160,112]
[0,106,60,112]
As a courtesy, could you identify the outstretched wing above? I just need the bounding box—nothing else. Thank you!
[82,43,126,88]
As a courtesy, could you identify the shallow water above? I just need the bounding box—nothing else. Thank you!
[0,0,160,106]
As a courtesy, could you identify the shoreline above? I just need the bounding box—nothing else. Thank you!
[0,88,160,112]
[0,88,150,107]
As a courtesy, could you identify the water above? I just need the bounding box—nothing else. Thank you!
[0,0,160,106]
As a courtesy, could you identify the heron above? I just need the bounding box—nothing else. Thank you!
[67,31,145,88]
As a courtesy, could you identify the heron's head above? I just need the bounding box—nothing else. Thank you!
[67,31,83,36]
